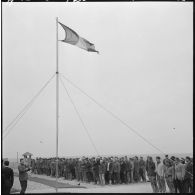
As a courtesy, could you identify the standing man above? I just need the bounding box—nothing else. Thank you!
[120,157,127,184]
[133,156,139,183]
[93,158,100,184]
[104,158,109,184]
[155,156,166,193]
[130,158,134,183]
[146,156,158,193]
[2,160,14,194]
[108,158,114,185]
[114,158,121,184]
[126,158,132,184]
[164,160,175,193]
[174,157,185,193]
[99,159,106,185]
[18,158,31,194]
[139,157,146,182]
[183,156,193,193]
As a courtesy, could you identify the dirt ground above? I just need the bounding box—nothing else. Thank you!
[12,173,153,193]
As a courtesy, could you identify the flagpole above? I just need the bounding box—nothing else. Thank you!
[55,17,59,193]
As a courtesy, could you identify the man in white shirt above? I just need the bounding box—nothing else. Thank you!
[155,156,166,193]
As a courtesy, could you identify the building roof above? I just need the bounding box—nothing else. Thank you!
[23,152,33,156]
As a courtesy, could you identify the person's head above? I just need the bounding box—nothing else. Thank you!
[156,156,161,163]
[170,156,175,162]
[140,157,143,160]
[186,156,191,163]
[175,158,180,165]
[180,158,185,164]
[4,160,9,166]
[147,156,150,161]
[165,159,170,167]
[165,155,168,159]
[20,158,24,165]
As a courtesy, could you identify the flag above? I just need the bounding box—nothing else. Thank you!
[58,22,99,54]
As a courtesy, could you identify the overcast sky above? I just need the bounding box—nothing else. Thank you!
[2,2,193,159]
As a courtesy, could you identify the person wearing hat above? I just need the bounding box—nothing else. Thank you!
[170,156,175,163]
[180,158,185,164]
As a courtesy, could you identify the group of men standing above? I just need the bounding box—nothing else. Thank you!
[146,155,193,193]
[2,158,31,194]
[31,156,147,185]
[2,154,193,194]
[31,154,193,193]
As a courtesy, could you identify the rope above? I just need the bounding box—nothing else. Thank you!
[3,73,56,139]
[60,74,165,154]
[59,76,100,156]
[60,74,193,177]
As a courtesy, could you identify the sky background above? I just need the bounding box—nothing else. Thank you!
[2,2,193,159]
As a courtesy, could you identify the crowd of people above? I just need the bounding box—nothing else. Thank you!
[28,154,193,193]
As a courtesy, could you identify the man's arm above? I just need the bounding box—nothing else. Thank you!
[18,165,30,173]
[10,169,14,187]
[18,165,26,172]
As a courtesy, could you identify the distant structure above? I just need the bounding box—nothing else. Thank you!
[22,152,33,167]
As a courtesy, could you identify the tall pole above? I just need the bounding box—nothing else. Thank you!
[55,17,59,193]
[17,152,18,163]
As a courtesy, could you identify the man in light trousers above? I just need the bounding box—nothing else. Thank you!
[156,156,166,193]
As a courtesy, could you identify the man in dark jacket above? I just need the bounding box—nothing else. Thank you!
[146,157,158,193]
[18,158,31,194]
[92,158,100,184]
[133,156,139,182]
[2,160,14,194]
[120,158,127,184]
[113,158,120,184]
[105,158,114,185]
[139,157,146,182]
[126,158,132,183]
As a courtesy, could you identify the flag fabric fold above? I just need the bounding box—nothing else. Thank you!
[58,22,99,54]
